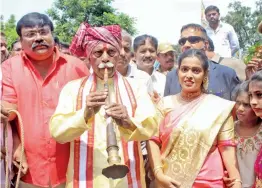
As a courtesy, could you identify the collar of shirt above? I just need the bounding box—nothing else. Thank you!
[126,64,135,78]
[207,21,224,32]
[20,47,68,83]
[211,53,222,64]
[155,65,175,76]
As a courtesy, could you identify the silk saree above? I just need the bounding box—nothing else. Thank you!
[151,94,236,188]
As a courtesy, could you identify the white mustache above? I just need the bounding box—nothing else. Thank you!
[98,62,114,69]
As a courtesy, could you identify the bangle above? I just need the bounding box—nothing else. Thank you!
[153,165,163,175]
[233,179,242,184]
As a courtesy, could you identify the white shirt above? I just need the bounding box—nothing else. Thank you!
[126,64,150,81]
[147,70,166,98]
[206,22,240,58]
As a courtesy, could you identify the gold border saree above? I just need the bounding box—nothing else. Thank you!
[152,94,235,187]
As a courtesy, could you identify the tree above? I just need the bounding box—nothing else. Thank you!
[172,44,181,57]
[47,0,137,43]
[0,14,19,49]
[222,0,262,51]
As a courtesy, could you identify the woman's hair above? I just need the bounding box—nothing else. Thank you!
[231,81,249,101]
[250,70,262,84]
[177,49,209,72]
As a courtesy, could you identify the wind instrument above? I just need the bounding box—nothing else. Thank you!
[101,67,129,179]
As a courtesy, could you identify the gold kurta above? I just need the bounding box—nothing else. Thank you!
[49,76,158,188]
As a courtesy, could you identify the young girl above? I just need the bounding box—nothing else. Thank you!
[248,70,262,187]
[232,81,262,188]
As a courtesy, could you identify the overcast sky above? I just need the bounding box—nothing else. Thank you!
[1,0,256,44]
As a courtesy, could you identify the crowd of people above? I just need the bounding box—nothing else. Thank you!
[0,4,262,188]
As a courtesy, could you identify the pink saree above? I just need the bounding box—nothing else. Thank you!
[151,94,236,188]
[254,147,262,187]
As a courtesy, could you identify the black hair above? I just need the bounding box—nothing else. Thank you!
[11,39,21,50]
[205,5,220,15]
[178,49,209,72]
[177,49,209,92]
[16,12,54,37]
[250,70,262,84]
[180,23,208,39]
[231,81,249,101]
[54,36,60,45]
[60,42,69,49]
[207,36,215,52]
[133,34,158,52]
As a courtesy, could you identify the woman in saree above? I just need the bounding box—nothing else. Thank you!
[147,49,241,188]
[248,70,262,187]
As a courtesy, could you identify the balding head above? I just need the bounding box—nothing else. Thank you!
[117,30,133,76]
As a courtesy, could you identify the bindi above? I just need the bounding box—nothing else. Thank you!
[103,43,108,52]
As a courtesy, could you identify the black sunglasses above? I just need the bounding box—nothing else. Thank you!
[178,36,205,46]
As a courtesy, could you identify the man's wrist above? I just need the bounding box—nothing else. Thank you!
[124,118,136,131]
[84,107,94,123]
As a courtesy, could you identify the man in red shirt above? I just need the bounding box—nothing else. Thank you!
[1,12,89,188]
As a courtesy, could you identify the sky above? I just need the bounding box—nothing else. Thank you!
[1,0,256,44]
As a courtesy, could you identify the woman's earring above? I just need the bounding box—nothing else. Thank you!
[203,77,209,91]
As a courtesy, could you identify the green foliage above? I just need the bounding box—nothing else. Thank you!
[244,42,262,64]
[172,44,181,56]
[47,0,137,43]
[222,0,262,51]
[0,14,19,50]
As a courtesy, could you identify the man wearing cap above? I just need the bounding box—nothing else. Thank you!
[49,23,158,188]
[155,42,177,75]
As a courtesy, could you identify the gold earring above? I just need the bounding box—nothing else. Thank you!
[203,77,209,91]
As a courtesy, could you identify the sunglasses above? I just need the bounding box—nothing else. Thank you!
[178,36,205,46]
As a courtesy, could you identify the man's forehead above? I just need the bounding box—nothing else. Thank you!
[122,39,131,47]
[94,42,117,50]
[13,41,21,48]
[21,25,50,32]
[181,28,203,37]
[122,35,132,43]
[206,10,219,15]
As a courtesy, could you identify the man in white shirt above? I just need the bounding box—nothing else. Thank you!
[205,5,239,58]
[133,34,166,98]
[116,30,151,85]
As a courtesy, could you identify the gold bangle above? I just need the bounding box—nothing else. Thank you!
[234,179,242,184]
[153,165,163,175]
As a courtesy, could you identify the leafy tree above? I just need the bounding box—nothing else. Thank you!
[172,44,181,57]
[47,0,137,43]
[222,0,262,51]
[0,14,19,50]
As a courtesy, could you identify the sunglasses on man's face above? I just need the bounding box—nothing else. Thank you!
[178,36,205,46]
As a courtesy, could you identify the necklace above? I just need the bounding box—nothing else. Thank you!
[178,91,203,102]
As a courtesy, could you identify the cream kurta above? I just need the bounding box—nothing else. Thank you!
[49,75,158,188]
[235,122,262,188]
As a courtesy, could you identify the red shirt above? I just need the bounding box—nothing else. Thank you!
[1,48,89,187]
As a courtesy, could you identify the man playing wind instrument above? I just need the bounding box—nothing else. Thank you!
[49,22,158,188]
